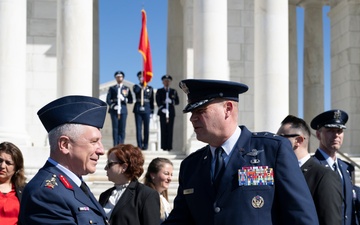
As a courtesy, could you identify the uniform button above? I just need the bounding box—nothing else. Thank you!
[345,215,348,219]
[214,207,221,213]
[89,220,93,224]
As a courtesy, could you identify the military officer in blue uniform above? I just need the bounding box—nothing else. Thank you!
[156,75,179,151]
[106,71,133,146]
[133,71,154,150]
[310,109,356,225]
[19,95,109,225]
[162,79,319,225]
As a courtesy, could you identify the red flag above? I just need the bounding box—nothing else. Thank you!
[138,9,153,87]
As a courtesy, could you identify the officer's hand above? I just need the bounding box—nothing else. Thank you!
[114,105,119,110]
[118,94,125,101]
[165,98,172,104]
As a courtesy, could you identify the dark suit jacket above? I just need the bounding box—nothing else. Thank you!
[301,157,343,225]
[99,181,160,225]
[162,126,319,225]
[155,87,179,117]
[106,84,133,114]
[19,161,108,225]
[312,150,356,225]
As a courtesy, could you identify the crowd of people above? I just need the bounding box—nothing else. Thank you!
[1,77,359,225]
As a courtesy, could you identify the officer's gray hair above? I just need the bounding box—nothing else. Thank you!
[48,124,85,152]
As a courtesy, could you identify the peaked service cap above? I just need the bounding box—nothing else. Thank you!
[310,109,348,130]
[179,79,248,113]
[37,95,107,132]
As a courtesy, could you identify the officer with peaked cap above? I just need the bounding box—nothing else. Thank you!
[106,70,133,146]
[19,95,109,225]
[163,79,319,225]
[311,109,356,225]
[155,75,179,151]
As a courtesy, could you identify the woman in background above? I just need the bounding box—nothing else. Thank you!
[144,157,173,223]
[0,142,26,225]
[99,144,160,225]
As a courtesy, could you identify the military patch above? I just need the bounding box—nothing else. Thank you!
[45,174,58,189]
[59,174,73,189]
[252,195,264,208]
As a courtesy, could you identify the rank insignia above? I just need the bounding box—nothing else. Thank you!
[252,195,264,208]
[59,174,73,189]
[45,174,58,189]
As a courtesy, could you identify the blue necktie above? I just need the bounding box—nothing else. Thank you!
[213,147,225,190]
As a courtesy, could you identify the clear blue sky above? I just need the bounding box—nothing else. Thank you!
[99,3,331,116]
[99,0,168,88]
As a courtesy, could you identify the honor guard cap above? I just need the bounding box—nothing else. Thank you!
[37,95,108,132]
[179,79,248,113]
[310,109,348,130]
[161,75,173,81]
[114,71,124,78]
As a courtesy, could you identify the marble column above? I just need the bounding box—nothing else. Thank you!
[57,0,93,96]
[193,0,228,80]
[0,0,28,145]
[289,0,299,116]
[302,0,324,126]
[254,0,289,132]
[329,0,360,155]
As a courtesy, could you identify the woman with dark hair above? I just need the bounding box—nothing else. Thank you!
[99,144,160,225]
[0,141,26,225]
[144,157,173,223]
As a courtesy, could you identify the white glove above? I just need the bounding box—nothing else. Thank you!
[114,105,119,110]
[162,108,169,114]
[118,94,125,101]
[165,98,172,104]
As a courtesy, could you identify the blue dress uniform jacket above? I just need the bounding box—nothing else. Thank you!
[132,84,154,150]
[19,161,108,225]
[155,87,179,150]
[99,181,160,225]
[312,150,357,225]
[106,84,133,146]
[162,126,319,225]
[301,157,343,225]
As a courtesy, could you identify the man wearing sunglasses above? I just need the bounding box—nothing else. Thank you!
[277,115,342,225]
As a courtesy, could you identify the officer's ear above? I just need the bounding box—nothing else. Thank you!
[58,135,71,155]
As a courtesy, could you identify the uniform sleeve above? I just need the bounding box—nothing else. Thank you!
[274,140,319,225]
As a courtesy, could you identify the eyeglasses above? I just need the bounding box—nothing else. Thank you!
[0,158,14,166]
[105,160,124,170]
[279,134,301,138]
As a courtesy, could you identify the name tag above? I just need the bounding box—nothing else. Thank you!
[78,207,90,211]
[183,188,194,195]
[238,166,274,186]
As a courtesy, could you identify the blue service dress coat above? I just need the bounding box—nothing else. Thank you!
[301,157,343,225]
[132,83,154,150]
[106,84,133,146]
[312,150,357,225]
[98,180,160,225]
[19,161,108,225]
[155,87,179,150]
[162,126,319,225]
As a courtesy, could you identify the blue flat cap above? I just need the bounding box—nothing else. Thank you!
[38,95,108,132]
[310,109,348,130]
[114,71,124,78]
[161,75,172,81]
[179,79,248,113]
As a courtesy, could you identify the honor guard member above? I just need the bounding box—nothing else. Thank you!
[19,96,109,225]
[106,71,133,146]
[133,71,154,150]
[277,115,342,225]
[311,109,356,225]
[156,75,179,151]
[162,79,319,225]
